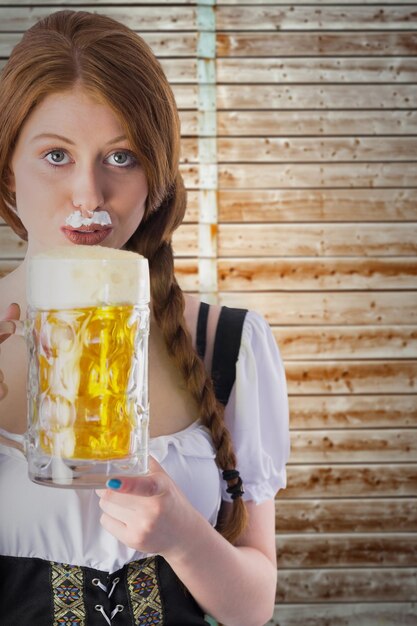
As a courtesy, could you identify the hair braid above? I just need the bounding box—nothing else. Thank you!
[126,179,248,544]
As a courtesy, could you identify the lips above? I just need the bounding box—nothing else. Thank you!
[61,226,112,245]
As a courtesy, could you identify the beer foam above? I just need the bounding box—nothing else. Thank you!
[28,246,149,309]
[65,210,112,228]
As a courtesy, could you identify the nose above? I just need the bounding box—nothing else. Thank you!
[71,165,105,213]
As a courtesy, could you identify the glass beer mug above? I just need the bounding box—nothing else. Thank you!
[0,246,150,488]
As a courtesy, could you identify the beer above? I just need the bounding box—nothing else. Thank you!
[24,245,150,486]
[32,304,144,459]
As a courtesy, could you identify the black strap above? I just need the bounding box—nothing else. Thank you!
[196,301,209,360]
[211,306,248,406]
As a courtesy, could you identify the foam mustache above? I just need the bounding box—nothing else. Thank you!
[65,210,112,228]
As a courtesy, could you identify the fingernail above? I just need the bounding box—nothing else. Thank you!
[107,478,122,489]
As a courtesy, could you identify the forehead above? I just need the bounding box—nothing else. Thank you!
[20,87,125,142]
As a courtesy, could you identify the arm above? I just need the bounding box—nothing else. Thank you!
[98,465,277,626]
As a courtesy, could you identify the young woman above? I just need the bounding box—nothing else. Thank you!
[0,11,290,626]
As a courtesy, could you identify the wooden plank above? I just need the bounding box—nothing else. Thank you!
[217,224,417,257]
[268,602,417,626]
[175,223,417,258]
[217,85,417,110]
[0,261,19,279]
[290,429,417,463]
[276,568,417,603]
[217,58,417,84]
[0,226,27,258]
[216,137,417,163]
[285,361,417,394]
[0,31,197,58]
[274,326,417,359]
[0,58,198,83]
[216,6,417,31]
[284,465,417,498]
[219,292,417,326]
[276,533,417,568]
[288,395,417,429]
[0,7,197,31]
[217,189,417,222]
[218,111,417,136]
[218,258,417,291]
[182,137,417,179]
[217,163,417,189]
[217,31,417,57]
[276,498,417,533]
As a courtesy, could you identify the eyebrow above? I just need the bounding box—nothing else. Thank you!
[31,133,128,145]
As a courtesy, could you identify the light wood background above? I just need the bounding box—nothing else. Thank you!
[0,2,416,625]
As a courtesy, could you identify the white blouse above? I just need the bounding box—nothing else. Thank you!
[0,310,290,574]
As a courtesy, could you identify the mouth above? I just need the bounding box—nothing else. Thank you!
[61,226,113,245]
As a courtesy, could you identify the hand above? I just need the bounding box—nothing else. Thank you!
[0,303,21,401]
[96,456,198,559]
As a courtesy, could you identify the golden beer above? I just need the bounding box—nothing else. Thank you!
[24,245,150,487]
[32,304,144,460]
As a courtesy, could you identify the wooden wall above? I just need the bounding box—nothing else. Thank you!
[1,2,416,625]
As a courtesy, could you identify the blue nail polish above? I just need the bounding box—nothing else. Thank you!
[107,478,122,489]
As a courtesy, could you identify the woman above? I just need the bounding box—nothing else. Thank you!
[0,10,290,626]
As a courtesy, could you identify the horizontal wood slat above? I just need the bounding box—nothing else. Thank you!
[216,58,417,84]
[216,6,417,31]
[217,258,417,291]
[217,111,417,136]
[0,7,197,31]
[288,395,417,429]
[289,429,417,463]
[276,568,417,603]
[273,326,417,359]
[275,498,417,533]
[285,361,417,394]
[217,85,417,110]
[219,224,417,257]
[174,223,417,258]
[4,31,416,60]
[214,163,417,189]
[284,465,417,498]
[219,292,417,325]
[216,189,417,222]
[276,533,417,568]
[269,602,417,626]
[217,31,417,57]
[214,137,417,163]
[0,31,197,57]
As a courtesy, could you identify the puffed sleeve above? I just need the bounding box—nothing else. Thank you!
[222,310,290,503]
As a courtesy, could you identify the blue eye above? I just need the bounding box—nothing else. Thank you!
[45,150,69,166]
[107,151,137,168]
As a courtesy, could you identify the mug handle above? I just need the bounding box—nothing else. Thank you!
[0,319,27,455]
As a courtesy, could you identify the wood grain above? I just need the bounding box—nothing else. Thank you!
[276,533,417,568]
[217,189,417,222]
[273,326,417,359]
[287,395,417,429]
[289,429,417,463]
[217,258,417,291]
[219,292,417,325]
[217,85,417,110]
[284,465,417,498]
[276,568,417,603]
[269,602,417,626]
[275,498,417,533]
